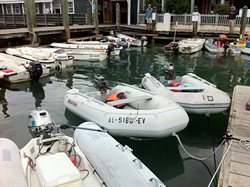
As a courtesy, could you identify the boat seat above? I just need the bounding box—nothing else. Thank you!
[123,105,135,110]
[106,95,153,106]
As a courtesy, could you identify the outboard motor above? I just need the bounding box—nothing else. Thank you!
[164,63,176,81]
[141,36,147,46]
[28,108,55,138]
[94,75,110,93]
[106,44,115,57]
[101,36,109,42]
[28,61,43,80]
[116,40,129,49]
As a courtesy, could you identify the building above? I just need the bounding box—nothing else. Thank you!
[0,0,73,14]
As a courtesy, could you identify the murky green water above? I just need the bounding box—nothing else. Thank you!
[1,45,250,187]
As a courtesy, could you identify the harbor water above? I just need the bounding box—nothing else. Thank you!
[1,45,250,187]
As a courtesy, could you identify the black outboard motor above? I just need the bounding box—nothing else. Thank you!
[106,44,115,57]
[94,75,110,93]
[28,61,43,80]
[141,36,147,46]
[116,40,129,49]
[223,41,230,53]
[164,63,175,81]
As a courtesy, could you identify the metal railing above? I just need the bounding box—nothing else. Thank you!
[0,13,90,28]
[1,13,250,29]
[139,13,250,26]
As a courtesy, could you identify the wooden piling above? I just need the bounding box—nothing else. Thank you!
[116,3,121,31]
[61,0,70,40]
[24,0,37,45]
[93,0,99,37]
[240,6,248,37]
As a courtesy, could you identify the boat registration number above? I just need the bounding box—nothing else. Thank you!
[108,117,146,124]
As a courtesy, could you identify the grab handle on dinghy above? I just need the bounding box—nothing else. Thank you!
[150,178,166,187]
[132,158,143,169]
[116,144,125,152]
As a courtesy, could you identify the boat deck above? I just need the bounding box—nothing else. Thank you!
[217,85,250,187]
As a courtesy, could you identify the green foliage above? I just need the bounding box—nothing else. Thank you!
[214,4,230,15]
[164,0,190,14]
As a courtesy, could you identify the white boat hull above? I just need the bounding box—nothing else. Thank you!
[6,47,74,69]
[116,33,148,47]
[0,53,50,83]
[241,47,250,55]
[50,43,108,61]
[142,73,231,114]
[178,38,205,54]
[74,122,166,187]
[67,50,107,61]
[64,84,189,138]
[204,39,224,53]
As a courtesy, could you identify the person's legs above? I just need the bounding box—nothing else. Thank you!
[148,18,152,30]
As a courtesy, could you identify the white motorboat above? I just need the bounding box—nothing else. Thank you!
[66,40,123,56]
[240,47,250,55]
[0,108,166,187]
[50,43,108,61]
[5,47,74,69]
[64,76,189,138]
[101,35,130,48]
[226,43,242,55]
[204,39,224,53]
[116,33,148,47]
[178,38,205,54]
[141,64,231,115]
[0,53,50,83]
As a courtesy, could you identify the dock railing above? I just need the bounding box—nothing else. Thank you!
[1,13,250,32]
[139,13,250,32]
[0,13,90,28]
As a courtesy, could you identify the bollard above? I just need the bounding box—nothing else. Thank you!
[116,3,121,31]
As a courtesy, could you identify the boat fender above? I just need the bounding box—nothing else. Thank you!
[105,91,126,108]
[69,156,77,166]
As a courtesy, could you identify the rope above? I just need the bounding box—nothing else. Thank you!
[207,140,233,187]
[172,133,226,161]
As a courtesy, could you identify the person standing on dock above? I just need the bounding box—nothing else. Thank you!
[145,4,153,30]
[228,5,237,34]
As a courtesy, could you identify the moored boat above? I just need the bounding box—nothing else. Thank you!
[0,108,166,187]
[64,76,189,138]
[178,38,205,54]
[163,41,179,53]
[66,40,123,56]
[240,40,250,55]
[204,39,225,53]
[0,53,50,83]
[141,63,231,115]
[6,47,74,69]
[50,43,108,61]
[116,33,148,47]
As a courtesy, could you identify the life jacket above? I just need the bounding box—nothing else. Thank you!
[169,82,183,87]
[105,91,126,108]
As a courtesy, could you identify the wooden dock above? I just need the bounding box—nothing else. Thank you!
[217,85,250,187]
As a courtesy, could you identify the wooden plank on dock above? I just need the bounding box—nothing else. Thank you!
[217,85,250,187]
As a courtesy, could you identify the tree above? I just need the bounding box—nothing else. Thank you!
[214,4,230,15]
[164,0,190,14]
